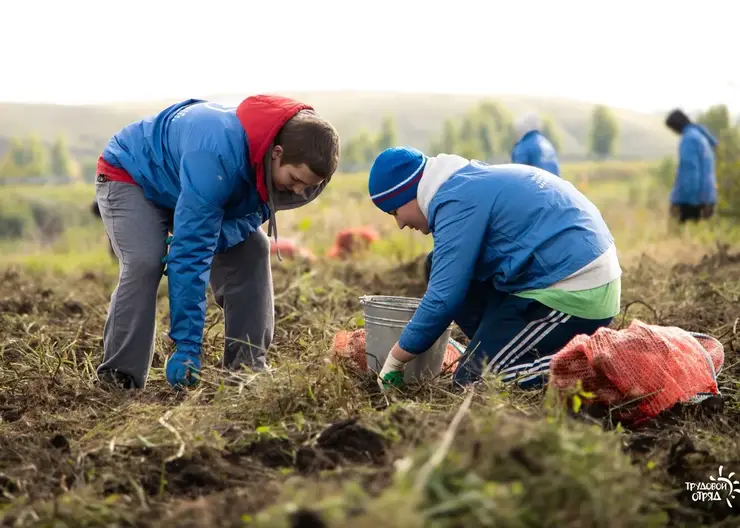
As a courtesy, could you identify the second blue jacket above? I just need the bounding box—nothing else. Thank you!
[510,130,561,176]
[669,123,718,205]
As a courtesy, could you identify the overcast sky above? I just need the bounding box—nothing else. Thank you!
[2,0,737,113]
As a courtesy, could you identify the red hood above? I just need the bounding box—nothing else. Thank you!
[236,95,313,203]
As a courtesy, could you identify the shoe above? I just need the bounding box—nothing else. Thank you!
[96,369,136,390]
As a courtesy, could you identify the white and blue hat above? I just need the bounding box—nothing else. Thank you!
[368,147,427,213]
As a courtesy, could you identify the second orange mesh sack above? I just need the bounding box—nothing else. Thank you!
[331,329,464,374]
[326,227,380,260]
[549,319,724,423]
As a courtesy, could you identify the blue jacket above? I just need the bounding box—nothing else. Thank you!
[510,130,561,176]
[101,96,326,357]
[669,123,718,205]
[399,160,614,354]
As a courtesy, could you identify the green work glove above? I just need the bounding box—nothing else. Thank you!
[162,235,173,276]
[378,353,407,391]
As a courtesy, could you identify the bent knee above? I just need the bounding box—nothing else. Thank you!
[121,252,165,278]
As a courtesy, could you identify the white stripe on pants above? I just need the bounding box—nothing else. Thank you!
[479,310,569,377]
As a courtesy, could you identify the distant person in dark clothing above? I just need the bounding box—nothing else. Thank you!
[665,109,718,223]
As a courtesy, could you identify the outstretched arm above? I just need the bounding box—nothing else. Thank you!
[165,151,234,386]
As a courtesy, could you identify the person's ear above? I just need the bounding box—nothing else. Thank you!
[271,145,283,160]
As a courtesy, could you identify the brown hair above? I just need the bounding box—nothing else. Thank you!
[275,110,340,180]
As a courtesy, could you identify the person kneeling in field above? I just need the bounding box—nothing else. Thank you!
[94,95,339,390]
[368,147,621,390]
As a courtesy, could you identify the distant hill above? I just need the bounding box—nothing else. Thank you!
[0,102,143,159]
[0,91,679,162]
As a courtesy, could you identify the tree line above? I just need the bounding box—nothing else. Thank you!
[0,135,80,181]
[339,101,620,172]
[0,101,625,180]
[1,103,735,207]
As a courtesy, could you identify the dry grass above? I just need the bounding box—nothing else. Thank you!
[1,245,740,527]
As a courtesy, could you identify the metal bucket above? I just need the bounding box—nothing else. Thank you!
[359,295,451,383]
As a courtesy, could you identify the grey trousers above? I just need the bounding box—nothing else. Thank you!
[95,180,274,388]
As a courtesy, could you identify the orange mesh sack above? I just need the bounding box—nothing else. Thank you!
[549,319,724,422]
[331,329,369,373]
[443,338,466,372]
[331,329,465,374]
[326,227,380,260]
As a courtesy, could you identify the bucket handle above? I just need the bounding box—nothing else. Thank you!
[358,295,421,307]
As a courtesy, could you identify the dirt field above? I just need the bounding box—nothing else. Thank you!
[0,241,739,527]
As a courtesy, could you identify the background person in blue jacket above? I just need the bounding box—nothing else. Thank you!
[368,147,621,390]
[665,108,718,223]
[510,113,561,176]
[94,95,340,390]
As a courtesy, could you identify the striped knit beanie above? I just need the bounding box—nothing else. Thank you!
[368,147,427,213]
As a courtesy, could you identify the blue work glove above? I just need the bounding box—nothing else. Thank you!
[162,235,173,276]
[165,349,201,389]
